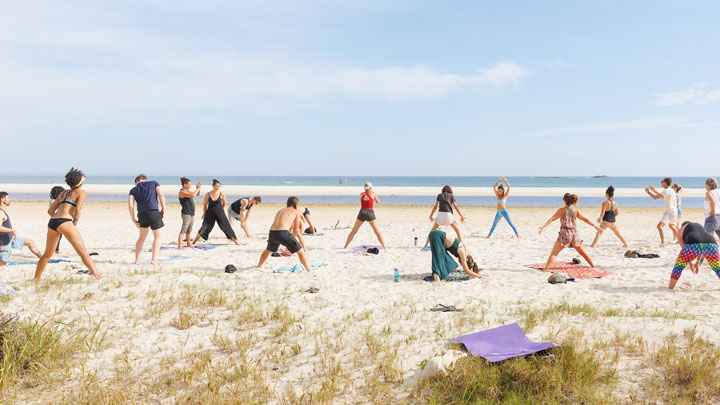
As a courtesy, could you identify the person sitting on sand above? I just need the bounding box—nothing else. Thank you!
[0,192,42,266]
[590,186,628,248]
[33,168,102,280]
[703,177,720,240]
[49,186,66,253]
[539,193,600,272]
[487,177,519,238]
[668,221,720,289]
[344,182,387,249]
[644,177,678,244]
[257,197,311,271]
[227,196,261,238]
[178,177,201,250]
[128,174,166,264]
[428,229,482,282]
[423,185,465,248]
[193,179,240,245]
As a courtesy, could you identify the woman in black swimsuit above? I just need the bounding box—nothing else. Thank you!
[34,168,102,281]
[192,179,240,245]
[590,186,628,248]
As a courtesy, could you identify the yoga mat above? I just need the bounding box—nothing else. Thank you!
[451,323,557,362]
[525,262,612,279]
[7,259,70,266]
[272,263,328,273]
[159,244,216,251]
[423,271,470,282]
[337,245,382,254]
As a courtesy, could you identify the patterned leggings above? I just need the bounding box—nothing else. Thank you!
[488,209,518,237]
[671,243,720,280]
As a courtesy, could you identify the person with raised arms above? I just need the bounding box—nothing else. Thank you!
[487,177,519,239]
[644,177,678,244]
[128,173,166,264]
[178,177,201,250]
[256,197,311,271]
[33,168,102,280]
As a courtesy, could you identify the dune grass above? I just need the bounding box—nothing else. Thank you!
[414,339,617,404]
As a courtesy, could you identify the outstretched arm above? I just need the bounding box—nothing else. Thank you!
[373,192,380,204]
[576,209,599,229]
[503,177,511,195]
[645,186,662,199]
[539,209,564,233]
[457,249,482,279]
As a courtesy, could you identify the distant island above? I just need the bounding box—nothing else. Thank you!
[592,175,610,178]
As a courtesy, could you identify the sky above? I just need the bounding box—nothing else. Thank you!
[1,0,719,176]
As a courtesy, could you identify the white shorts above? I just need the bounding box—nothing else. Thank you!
[660,209,678,225]
[435,211,455,226]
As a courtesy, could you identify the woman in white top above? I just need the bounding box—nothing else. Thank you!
[704,177,720,239]
[672,183,683,231]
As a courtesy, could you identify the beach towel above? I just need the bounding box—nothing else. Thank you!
[0,284,17,296]
[337,245,382,254]
[429,230,457,280]
[420,247,431,252]
[7,259,70,266]
[423,271,470,282]
[159,244,216,251]
[525,262,612,279]
[451,323,557,362]
[272,263,328,273]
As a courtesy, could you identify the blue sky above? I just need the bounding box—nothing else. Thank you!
[1,0,719,176]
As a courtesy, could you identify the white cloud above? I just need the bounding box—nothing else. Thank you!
[655,83,720,106]
[527,116,720,136]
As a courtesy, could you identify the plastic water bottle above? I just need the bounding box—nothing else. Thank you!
[414,237,418,247]
[394,268,400,283]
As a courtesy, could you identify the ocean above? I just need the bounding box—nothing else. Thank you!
[2,175,712,207]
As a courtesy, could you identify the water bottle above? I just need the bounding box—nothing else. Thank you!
[394,268,400,282]
[414,237,418,247]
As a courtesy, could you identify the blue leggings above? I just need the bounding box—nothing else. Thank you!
[488,209,518,236]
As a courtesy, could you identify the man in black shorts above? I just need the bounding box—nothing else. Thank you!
[128,174,166,264]
[256,197,311,271]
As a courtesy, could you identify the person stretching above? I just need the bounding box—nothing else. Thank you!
[227,196,262,238]
[257,197,311,271]
[423,185,465,248]
[0,192,41,266]
[300,206,317,235]
[428,229,482,282]
[668,221,720,289]
[49,186,66,253]
[34,168,101,280]
[539,193,600,272]
[487,177,519,238]
[344,182,387,249]
[703,177,720,239]
[645,177,678,244]
[128,174,166,264]
[193,179,239,245]
[178,177,201,250]
[590,186,628,247]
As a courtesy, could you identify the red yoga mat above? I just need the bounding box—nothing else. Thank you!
[525,262,612,279]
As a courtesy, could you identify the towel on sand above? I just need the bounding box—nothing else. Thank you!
[160,244,216,251]
[272,263,328,273]
[525,262,612,279]
[337,245,382,254]
[0,284,17,296]
[423,271,470,282]
[451,323,557,362]
[8,259,70,266]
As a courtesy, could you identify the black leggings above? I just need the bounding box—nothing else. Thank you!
[197,207,237,240]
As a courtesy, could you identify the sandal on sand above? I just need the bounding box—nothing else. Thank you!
[306,287,319,293]
[431,304,460,312]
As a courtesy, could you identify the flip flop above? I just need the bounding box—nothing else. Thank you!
[306,287,319,293]
[431,304,460,312]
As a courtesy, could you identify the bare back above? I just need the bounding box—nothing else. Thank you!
[51,189,84,220]
[270,207,301,231]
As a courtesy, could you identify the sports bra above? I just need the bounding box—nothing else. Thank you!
[361,192,374,209]
[58,190,78,207]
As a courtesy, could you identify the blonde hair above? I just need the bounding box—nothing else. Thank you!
[363,182,372,191]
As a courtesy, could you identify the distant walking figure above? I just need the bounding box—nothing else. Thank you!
[487,177,519,238]
[344,182,387,249]
[590,186,628,248]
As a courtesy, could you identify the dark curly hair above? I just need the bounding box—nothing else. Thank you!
[563,193,578,206]
[50,186,66,199]
[65,168,85,188]
[606,185,615,198]
[441,185,453,194]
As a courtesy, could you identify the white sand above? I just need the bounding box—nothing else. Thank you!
[0,183,708,197]
[2,202,719,402]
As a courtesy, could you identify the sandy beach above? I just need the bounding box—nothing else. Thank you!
[2,201,719,403]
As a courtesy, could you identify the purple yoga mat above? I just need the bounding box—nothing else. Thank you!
[451,323,557,362]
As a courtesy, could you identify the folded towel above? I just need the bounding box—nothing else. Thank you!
[272,263,328,273]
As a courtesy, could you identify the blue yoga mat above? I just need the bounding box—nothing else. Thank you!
[8,259,70,266]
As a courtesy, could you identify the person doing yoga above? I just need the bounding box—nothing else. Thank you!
[227,196,261,238]
[428,229,482,282]
[128,174,166,264]
[645,177,678,244]
[256,197,311,271]
[178,177,201,249]
[34,168,102,281]
[668,222,720,289]
[590,186,628,248]
[539,193,600,272]
[703,177,720,240]
[423,185,465,248]
[0,192,41,266]
[49,186,66,253]
[487,177,519,238]
[193,179,239,245]
[344,182,386,249]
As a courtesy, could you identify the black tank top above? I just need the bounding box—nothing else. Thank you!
[683,223,716,245]
[602,201,616,223]
[179,196,195,216]
[0,209,11,245]
[208,194,222,209]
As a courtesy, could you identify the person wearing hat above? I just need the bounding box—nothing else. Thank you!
[343,182,386,249]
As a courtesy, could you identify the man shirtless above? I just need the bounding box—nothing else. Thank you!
[256,197,311,271]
